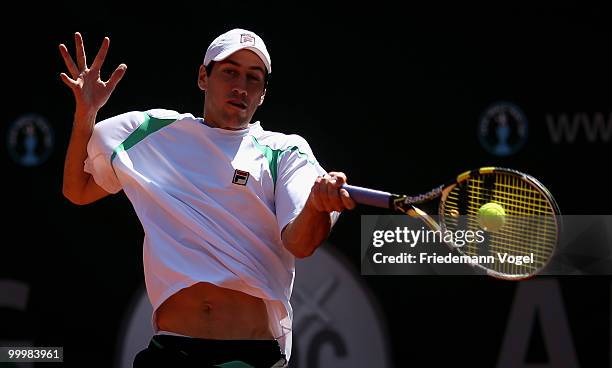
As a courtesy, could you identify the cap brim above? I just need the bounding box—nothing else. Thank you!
[212,46,271,73]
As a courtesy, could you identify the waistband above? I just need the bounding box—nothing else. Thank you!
[150,334,286,367]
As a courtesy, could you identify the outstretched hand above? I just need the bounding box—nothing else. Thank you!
[59,32,126,116]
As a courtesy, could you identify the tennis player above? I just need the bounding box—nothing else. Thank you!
[60,28,355,367]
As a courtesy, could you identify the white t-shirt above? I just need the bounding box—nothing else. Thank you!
[84,108,336,361]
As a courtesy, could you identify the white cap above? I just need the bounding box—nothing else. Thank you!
[203,28,271,73]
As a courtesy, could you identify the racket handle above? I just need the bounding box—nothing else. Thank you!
[342,184,392,209]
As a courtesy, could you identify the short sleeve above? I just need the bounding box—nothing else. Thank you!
[274,135,340,233]
[83,111,149,194]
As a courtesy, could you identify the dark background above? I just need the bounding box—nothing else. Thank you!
[1,1,610,367]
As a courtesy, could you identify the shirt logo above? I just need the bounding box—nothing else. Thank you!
[240,33,255,45]
[232,169,250,186]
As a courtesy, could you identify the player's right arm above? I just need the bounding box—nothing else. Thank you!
[59,32,127,205]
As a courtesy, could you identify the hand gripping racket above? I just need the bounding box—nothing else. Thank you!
[343,167,561,279]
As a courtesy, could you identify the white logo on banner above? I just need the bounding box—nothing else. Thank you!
[7,113,54,167]
[478,102,528,157]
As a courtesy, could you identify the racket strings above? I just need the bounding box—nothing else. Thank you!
[490,174,556,276]
[488,174,551,274]
[442,171,558,277]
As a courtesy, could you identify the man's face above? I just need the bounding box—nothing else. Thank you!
[199,49,267,130]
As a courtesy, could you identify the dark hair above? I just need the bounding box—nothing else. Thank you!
[205,61,270,87]
[205,61,215,78]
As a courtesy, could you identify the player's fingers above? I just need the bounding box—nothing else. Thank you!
[340,188,356,210]
[329,172,347,186]
[91,37,110,71]
[106,63,127,93]
[326,179,344,212]
[60,72,77,90]
[74,32,87,70]
[59,44,79,79]
[317,176,334,213]
[309,177,325,212]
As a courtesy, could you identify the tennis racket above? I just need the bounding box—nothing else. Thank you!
[343,167,561,279]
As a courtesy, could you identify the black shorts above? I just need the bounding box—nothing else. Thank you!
[133,335,287,368]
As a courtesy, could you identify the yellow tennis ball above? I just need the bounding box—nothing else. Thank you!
[478,202,506,232]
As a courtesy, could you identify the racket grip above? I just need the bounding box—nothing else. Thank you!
[341,184,392,209]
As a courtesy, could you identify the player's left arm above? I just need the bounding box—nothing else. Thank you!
[281,172,355,258]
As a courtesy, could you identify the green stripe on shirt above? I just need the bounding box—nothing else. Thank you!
[111,112,178,163]
[250,135,317,184]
